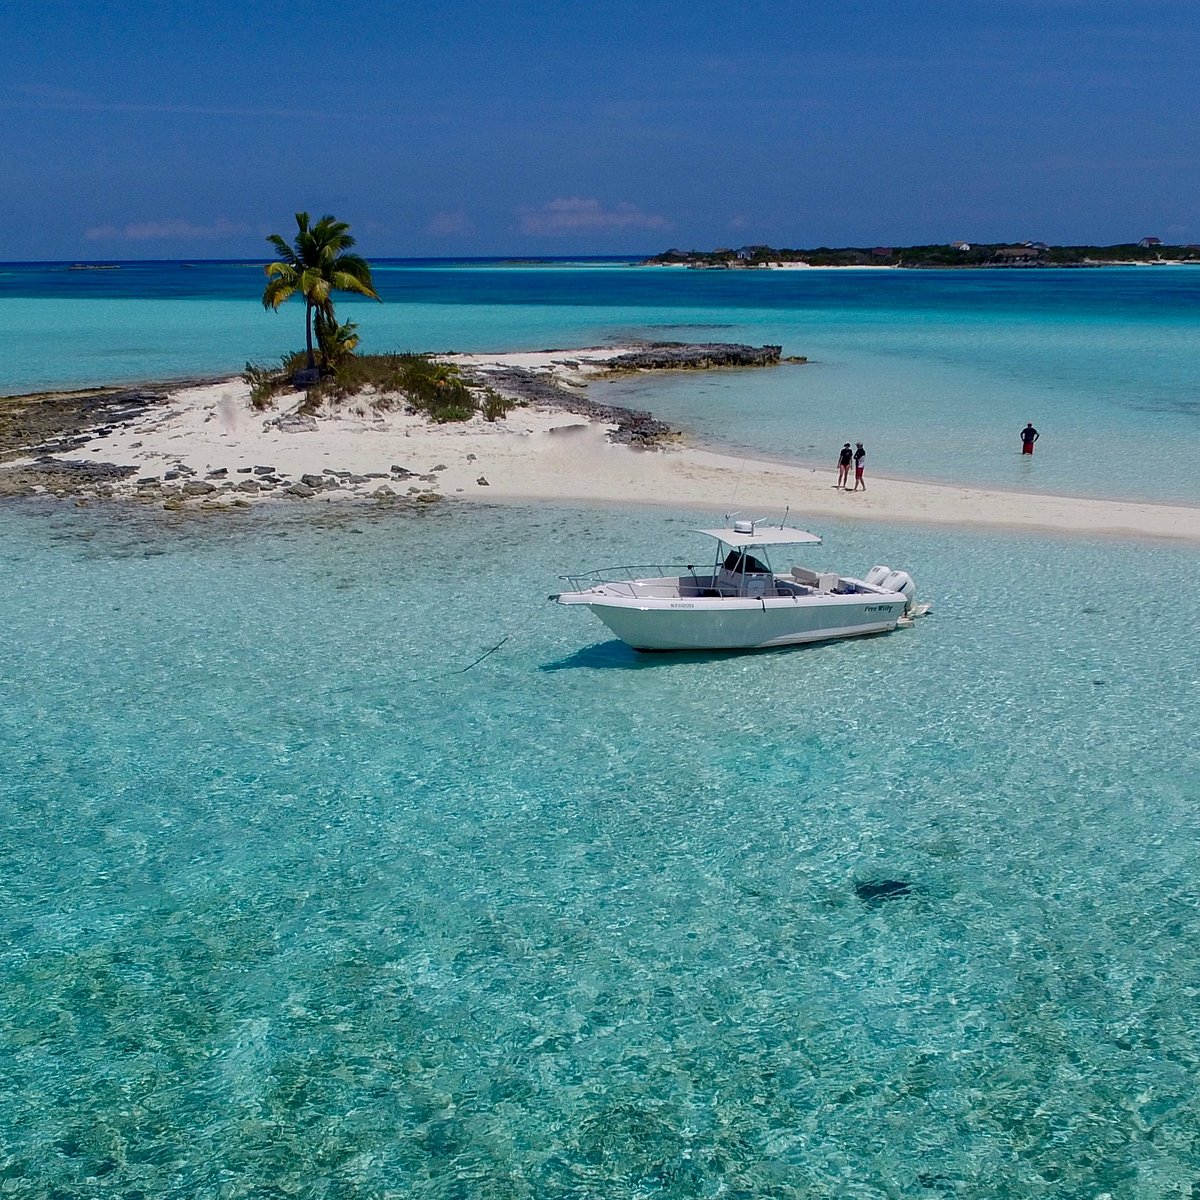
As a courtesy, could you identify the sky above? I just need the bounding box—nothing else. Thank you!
[4,0,1200,259]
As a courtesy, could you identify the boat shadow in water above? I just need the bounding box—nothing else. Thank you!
[540,636,863,672]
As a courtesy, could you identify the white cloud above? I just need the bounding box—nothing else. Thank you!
[518,198,670,236]
[85,218,249,242]
[427,209,474,237]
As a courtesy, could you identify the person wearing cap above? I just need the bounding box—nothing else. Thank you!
[852,442,866,491]
[836,442,853,488]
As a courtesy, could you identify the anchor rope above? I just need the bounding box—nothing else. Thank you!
[453,597,554,674]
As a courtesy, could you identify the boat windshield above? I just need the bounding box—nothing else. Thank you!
[721,548,771,574]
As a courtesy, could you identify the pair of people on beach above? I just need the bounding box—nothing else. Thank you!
[836,442,866,491]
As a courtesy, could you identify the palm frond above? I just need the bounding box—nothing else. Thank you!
[265,233,296,263]
[329,270,380,300]
[261,277,297,310]
[261,211,381,344]
[313,215,354,248]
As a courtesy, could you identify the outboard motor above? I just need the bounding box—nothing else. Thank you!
[864,565,891,587]
[881,569,917,614]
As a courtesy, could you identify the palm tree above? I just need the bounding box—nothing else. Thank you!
[262,212,379,371]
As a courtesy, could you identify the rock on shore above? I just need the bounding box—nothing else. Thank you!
[462,364,674,447]
[0,378,222,497]
[461,341,785,447]
[604,343,783,371]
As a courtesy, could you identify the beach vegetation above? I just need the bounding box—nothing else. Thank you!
[389,356,478,422]
[262,212,380,372]
[244,352,308,409]
[241,352,510,423]
[482,390,513,422]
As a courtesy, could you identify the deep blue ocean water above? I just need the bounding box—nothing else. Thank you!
[3,260,1200,1195]
[2,500,1199,1196]
[4,258,1200,501]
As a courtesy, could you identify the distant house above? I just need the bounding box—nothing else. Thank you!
[1024,242,1050,251]
[1138,237,1162,248]
[735,246,770,262]
[994,246,1042,260]
[951,241,971,251]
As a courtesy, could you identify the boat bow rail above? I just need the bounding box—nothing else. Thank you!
[558,563,705,597]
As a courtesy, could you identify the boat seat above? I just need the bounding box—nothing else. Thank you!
[817,572,840,593]
[791,566,820,586]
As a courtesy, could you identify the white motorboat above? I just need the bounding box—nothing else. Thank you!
[554,519,928,652]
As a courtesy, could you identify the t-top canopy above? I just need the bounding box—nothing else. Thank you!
[694,524,823,548]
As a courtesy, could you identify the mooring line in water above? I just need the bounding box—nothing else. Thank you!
[454,638,510,674]
[453,597,554,674]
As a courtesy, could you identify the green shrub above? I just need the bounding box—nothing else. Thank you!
[243,351,307,409]
[482,390,513,422]
[387,355,478,422]
[244,351,486,423]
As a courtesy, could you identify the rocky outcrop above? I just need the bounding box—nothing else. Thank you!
[264,413,318,433]
[604,343,783,371]
[0,456,138,497]
[467,363,674,447]
[0,379,219,464]
[461,343,785,447]
[0,378,222,496]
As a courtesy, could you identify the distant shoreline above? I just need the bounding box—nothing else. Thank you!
[644,242,1200,270]
[7,250,1200,273]
[645,260,1200,271]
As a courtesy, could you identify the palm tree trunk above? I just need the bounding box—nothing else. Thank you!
[305,300,315,369]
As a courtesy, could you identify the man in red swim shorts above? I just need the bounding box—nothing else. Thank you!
[1020,423,1039,455]
[852,442,866,491]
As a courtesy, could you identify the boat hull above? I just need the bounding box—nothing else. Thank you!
[575,595,905,651]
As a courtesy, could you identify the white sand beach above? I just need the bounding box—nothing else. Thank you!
[18,348,1200,543]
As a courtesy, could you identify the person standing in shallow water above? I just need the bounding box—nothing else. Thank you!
[836,443,853,488]
[1021,422,1040,455]
[853,442,866,491]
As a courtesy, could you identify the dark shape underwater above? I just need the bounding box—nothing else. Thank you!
[855,879,913,906]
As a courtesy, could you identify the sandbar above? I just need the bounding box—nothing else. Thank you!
[7,348,1200,544]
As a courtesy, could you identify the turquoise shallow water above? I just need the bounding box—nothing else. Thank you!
[3,499,1199,1196]
[589,304,1200,502]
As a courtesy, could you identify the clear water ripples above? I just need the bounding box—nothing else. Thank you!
[1,501,1198,1195]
